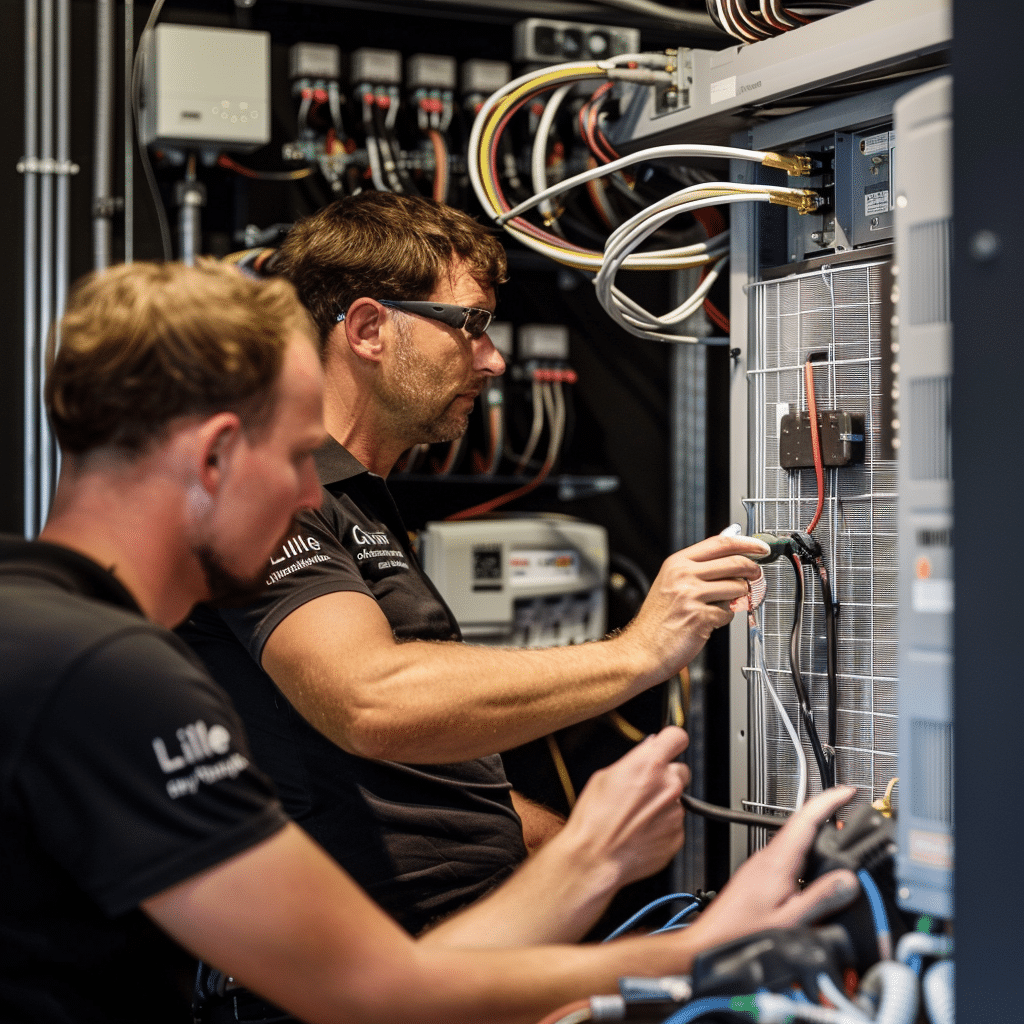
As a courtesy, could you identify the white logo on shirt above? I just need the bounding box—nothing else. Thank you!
[269,534,322,565]
[352,524,390,546]
[152,720,250,800]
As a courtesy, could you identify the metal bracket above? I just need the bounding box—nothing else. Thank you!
[17,156,80,175]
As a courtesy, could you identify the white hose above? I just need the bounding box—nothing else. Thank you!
[860,961,920,1024]
[922,959,953,1024]
[894,932,953,965]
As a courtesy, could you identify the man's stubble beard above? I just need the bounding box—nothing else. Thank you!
[379,315,474,446]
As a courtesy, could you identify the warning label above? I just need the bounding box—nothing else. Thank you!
[865,189,890,216]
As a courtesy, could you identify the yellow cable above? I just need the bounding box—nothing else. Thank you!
[872,777,899,817]
[605,709,647,743]
[545,733,577,810]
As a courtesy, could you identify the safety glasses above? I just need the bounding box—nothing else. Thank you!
[378,300,494,340]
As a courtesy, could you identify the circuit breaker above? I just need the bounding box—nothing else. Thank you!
[418,517,607,647]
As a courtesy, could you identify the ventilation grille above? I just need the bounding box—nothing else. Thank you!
[910,719,953,824]
[746,262,897,834]
[909,376,952,480]
[908,219,951,325]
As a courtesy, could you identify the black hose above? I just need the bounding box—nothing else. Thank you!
[681,792,786,830]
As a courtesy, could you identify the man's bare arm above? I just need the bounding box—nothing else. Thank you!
[261,534,768,763]
[420,727,690,947]
[143,788,860,1024]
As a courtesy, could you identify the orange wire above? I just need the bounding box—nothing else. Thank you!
[427,128,448,202]
[692,207,730,333]
[804,358,825,534]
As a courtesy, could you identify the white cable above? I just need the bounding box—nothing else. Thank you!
[922,960,953,1024]
[752,611,808,809]
[532,84,574,228]
[468,55,681,217]
[514,378,546,474]
[894,933,953,965]
[816,974,871,1021]
[468,59,605,207]
[496,144,783,225]
[754,994,867,1024]
[327,80,342,130]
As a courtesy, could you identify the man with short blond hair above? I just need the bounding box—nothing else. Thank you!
[0,257,859,1024]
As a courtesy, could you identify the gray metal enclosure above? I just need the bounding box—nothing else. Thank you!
[727,76,947,871]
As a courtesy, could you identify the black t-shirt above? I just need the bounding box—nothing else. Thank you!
[180,439,527,935]
[0,537,289,1024]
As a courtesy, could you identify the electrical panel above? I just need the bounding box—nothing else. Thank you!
[140,24,270,151]
[605,0,949,150]
[892,75,953,920]
[418,517,607,647]
[725,71,950,875]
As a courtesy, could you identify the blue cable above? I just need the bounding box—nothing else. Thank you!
[647,923,691,935]
[660,996,738,1024]
[662,900,701,929]
[857,869,891,953]
[602,892,698,942]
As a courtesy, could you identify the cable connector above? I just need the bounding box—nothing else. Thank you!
[763,151,813,176]
[768,189,822,215]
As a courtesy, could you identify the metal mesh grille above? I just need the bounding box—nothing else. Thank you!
[745,261,898,833]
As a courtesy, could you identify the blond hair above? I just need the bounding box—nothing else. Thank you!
[47,259,315,455]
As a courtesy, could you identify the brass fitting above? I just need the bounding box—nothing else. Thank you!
[769,189,822,215]
[763,151,814,177]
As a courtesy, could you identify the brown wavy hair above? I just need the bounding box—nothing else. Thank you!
[47,259,315,456]
[270,192,508,350]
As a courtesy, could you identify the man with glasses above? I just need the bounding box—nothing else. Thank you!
[180,194,769,974]
[1,257,862,1024]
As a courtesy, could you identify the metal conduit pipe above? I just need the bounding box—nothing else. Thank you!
[46,0,71,519]
[124,1,134,262]
[36,0,55,534]
[23,0,38,538]
[93,0,114,271]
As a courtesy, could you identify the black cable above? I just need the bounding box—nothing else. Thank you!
[681,792,786,830]
[787,550,832,792]
[810,552,839,782]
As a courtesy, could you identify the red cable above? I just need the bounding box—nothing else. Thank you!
[692,207,731,333]
[804,357,825,534]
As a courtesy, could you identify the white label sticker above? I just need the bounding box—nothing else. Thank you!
[913,579,954,614]
[710,76,736,104]
[776,402,790,438]
[861,131,890,155]
[509,549,580,587]
[865,189,890,216]
[909,829,954,870]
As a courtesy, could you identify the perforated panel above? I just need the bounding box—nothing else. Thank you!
[744,261,898,829]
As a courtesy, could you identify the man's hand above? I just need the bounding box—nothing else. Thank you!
[421,727,689,947]
[624,535,771,684]
[686,786,861,952]
[553,726,690,891]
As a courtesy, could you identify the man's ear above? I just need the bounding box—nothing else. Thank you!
[196,411,243,495]
[341,298,387,363]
